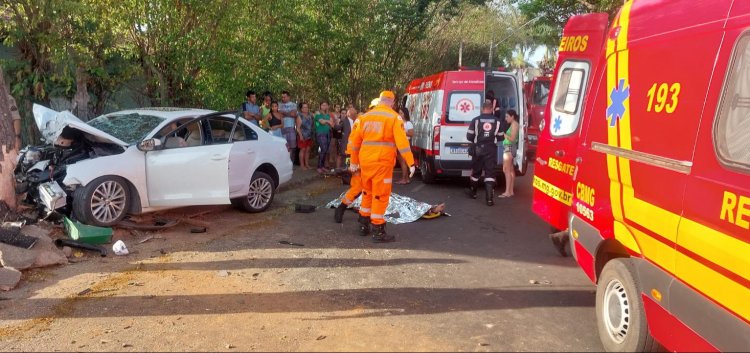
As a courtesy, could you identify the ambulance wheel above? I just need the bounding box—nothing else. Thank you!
[596,258,662,352]
[420,157,436,184]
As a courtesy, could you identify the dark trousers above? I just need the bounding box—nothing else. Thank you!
[316,133,330,168]
[470,144,498,184]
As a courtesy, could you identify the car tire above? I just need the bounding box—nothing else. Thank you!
[72,175,131,227]
[236,171,275,213]
[420,156,436,184]
[596,258,662,352]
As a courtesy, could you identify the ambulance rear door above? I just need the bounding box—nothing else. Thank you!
[532,13,609,231]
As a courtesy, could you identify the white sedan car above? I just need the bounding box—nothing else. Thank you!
[15,104,293,227]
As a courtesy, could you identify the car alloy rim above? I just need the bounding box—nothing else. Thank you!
[603,278,630,344]
[90,180,127,223]
[247,177,273,209]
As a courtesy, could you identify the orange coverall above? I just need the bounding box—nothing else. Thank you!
[341,119,362,206]
[349,104,414,225]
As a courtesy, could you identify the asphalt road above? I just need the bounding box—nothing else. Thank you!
[0,165,604,352]
[307,167,605,351]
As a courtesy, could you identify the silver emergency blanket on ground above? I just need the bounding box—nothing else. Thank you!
[326,192,432,225]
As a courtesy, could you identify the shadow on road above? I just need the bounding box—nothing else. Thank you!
[2,286,594,321]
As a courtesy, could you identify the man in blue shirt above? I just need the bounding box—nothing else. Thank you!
[241,90,261,126]
[279,90,298,160]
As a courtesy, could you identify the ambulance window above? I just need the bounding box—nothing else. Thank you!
[716,35,750,169]
[447,92,482,123]
[554,69,585,114]
[551,61,590,137]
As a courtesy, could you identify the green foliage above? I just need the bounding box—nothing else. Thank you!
[516,0,622,47]
[2,0,547,139]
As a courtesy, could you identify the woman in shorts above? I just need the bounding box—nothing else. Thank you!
[499,110,520,198]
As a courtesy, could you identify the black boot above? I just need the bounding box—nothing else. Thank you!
[334,203,348,223]
[485,182,495,206]
[358,215,371,236]
[372,223,395,243]
[550,231,570,257]
[464,179,478,199]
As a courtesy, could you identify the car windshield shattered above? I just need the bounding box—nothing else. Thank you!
[87,113,165,145]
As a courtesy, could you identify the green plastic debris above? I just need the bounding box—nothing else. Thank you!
[63,217,113,244]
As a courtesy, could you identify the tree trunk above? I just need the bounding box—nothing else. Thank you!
[72,66,90,121]
[0,66,19,209]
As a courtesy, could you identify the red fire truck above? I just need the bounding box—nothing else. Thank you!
[523,73,552,157]
[532,0,750,351]
[404,68,528,183]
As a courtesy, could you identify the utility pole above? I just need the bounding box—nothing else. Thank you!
[488,37,494,69]
[458,41,463,68]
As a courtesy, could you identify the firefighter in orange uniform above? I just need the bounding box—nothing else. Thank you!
[333,98,379,224]
[349,91,415,242]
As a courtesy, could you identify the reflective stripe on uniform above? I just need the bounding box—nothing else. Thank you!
[398,147,411,154]
[485,178,496,182]
[371,213,384,219]
[351,146,360,151]
[360,207,371,213]
[365,111,393,118]
[383,178,392,184]
[470,176,480,182]
[363,141,396,147]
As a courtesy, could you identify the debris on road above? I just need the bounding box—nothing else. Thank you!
[294,204,316,213]
[278,240,304,247]
[0,226,38,249]
[63,217,113,244]
[316,335,327,341]
[77,288,92,296]
[112,240,129,256]
[217,270,229,277]
[137,235,154,244]
[55,238,107,257]
[190,227,207,234]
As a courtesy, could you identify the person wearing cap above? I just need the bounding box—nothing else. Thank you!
[348,91,415,242]
[333,99,377,224]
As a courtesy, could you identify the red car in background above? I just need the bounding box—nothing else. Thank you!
[523,74,551,158]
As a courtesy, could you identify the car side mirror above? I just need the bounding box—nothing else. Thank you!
[137,138,162,152]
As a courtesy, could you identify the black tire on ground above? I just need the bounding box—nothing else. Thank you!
[234,171,275,213]
[72,175,131,227]
[596,258,662,352]
[420,156,436,184]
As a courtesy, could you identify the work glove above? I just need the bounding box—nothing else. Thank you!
[349,163,360,173]
[409,165,416,178]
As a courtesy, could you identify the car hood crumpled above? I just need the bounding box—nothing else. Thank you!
[33,104,129,148]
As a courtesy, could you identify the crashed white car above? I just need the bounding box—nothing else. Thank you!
[15,104,293,226]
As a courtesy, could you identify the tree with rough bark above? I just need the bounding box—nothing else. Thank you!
[0,67,18,210]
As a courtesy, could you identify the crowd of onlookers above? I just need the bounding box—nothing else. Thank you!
[241,90,414,183]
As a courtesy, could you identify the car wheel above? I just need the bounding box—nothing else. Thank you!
[420,156,436,184]
[237,171,275,213]
[73,176,131,227]
[596,258,662,352]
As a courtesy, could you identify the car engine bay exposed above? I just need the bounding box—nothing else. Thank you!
[14,126,125,218]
